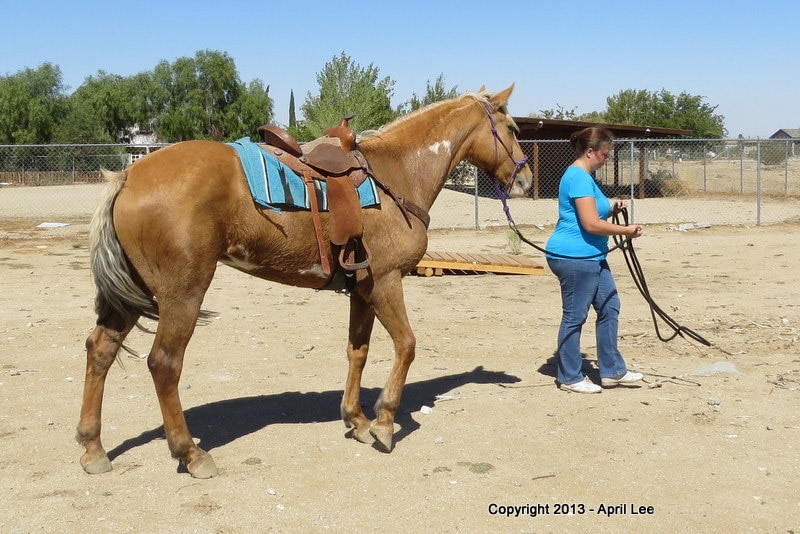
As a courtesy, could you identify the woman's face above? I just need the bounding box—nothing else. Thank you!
[586,144,611,172]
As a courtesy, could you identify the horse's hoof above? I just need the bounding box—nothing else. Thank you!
[81,453,113,475]
[369,424,394,453]
[349,426,376,445]
[187,453,219,479]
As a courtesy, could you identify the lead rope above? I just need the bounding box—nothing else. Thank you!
[610,209,711,346]
[492,181,711,346]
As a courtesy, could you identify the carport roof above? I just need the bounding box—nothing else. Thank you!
[513,117,692,140]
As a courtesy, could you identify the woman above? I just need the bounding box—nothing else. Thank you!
[545,127,644,393]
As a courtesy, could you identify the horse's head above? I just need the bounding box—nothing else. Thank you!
[471,84,532,197]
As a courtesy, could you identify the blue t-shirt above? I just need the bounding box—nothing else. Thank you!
[545,165,611,261]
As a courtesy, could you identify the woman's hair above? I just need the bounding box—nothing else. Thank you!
[569,126,614,155]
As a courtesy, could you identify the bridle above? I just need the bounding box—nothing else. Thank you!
[491,182,711,347]
[482,101,528,191]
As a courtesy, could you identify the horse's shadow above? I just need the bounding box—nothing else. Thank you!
[106,366,520,462]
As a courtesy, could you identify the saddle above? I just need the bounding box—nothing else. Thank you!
[257,116,370,277]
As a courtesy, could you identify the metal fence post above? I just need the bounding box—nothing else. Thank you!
[629,140,636,222]
[756,139,762,226]
[785,140,790,195]
[473,165,479,229]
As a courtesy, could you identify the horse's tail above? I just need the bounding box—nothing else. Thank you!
[90,169,160,326]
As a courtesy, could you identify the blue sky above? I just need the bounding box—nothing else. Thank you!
[1,0,796,138]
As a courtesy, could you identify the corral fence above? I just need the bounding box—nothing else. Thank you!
[1,139,799,228]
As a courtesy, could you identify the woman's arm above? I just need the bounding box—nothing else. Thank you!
[574,197,643,238]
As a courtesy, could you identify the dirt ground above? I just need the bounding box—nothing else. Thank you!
[1,216,798,533]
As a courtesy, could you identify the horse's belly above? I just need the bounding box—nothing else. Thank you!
[219,248,329,288]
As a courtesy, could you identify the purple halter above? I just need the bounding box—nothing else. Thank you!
[482,100,528,193]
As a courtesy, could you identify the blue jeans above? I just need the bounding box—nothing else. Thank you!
[547,258,628,385]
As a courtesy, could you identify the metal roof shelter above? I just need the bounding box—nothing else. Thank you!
[514,118,692,141]
[512,118,692,199]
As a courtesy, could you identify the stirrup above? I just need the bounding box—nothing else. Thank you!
[338,240,370,271]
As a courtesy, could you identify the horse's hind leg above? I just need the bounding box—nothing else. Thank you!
[147,297,218,479]
[341,292,377,445]
[76,313,133,474]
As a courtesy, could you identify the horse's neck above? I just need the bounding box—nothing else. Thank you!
[361,107,476,211]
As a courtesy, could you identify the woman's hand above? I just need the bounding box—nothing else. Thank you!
[627,224,644,238]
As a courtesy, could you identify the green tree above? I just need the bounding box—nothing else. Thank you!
[288,90,296,128]
[536,104,580,120]
[149,49,270,142]
[56,71,147,143]
[300,52,396,140]
[407,74,459,112]
[230,79,273,140]
[605,89,725,138]
[0,63,67,144]
[533,104,605,123]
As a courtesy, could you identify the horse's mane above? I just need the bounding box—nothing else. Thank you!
[358,89,517,143]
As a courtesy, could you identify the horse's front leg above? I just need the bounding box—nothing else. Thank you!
[341,292,377,445]
[76,318,132,474]
[367,277,416,452]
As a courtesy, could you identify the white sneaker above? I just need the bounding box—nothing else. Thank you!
[559,377,601,394]
[601,371,644,388]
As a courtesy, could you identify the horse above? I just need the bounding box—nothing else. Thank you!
[76,84,532,478]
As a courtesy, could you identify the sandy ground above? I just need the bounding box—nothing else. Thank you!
[1,209,799,532]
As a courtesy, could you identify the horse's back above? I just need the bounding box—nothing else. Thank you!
[125,140,244,199]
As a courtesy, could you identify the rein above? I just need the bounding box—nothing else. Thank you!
[492,182,711,347]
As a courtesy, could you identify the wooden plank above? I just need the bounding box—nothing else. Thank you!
[414,251,544,276]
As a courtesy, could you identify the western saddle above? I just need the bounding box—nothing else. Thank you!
[256,116,372,278]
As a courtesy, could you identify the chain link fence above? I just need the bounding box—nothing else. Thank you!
[437,138,800,229]
[1,140,799,228]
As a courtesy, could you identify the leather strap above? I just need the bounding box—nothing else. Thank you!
[301,170,332,276]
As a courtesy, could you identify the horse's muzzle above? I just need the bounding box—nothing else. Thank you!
[508,163,533,198]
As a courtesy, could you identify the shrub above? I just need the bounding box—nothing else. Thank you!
[759,143,788,166]
[647,168,687,197]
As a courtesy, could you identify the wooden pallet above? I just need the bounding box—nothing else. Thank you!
[414,251,544,277]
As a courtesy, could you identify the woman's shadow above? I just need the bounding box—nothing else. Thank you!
[106,366,520,463]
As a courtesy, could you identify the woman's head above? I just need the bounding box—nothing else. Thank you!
[570,126,614,170]
[570,126,614,155]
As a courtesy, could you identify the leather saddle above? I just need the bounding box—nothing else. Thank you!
[257,116,371,277]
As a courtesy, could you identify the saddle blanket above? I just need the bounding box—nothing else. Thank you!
[228,138,380,212]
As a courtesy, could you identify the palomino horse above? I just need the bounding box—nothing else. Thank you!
[76,84,532,478]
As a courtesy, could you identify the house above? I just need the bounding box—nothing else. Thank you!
[769,129,800,157]
[126,130,163,166]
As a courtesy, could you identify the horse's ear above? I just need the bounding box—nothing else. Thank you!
[488,83,515,109]
[478,85,487,92]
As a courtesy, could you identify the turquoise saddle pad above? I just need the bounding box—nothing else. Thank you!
[228,137,380,212]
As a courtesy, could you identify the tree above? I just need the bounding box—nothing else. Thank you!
[288,90,296,128]
[55,71,147,143]
[0,63,67,144]
[604,89,725,138]
[534,104,605,123]
[148,49,270,142]
[535,104,580,121]
[230,79,273,140]
[407,74,459,112]
[300,52,396,140]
